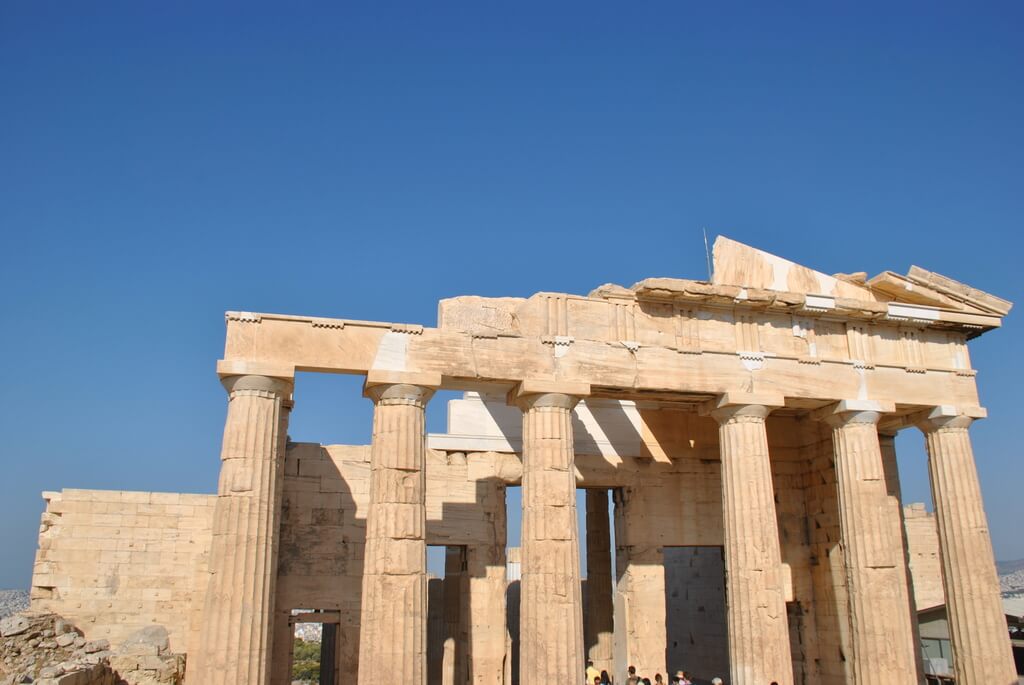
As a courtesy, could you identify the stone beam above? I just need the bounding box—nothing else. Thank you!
[221,313,982,409]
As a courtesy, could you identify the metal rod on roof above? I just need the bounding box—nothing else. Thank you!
[703,227,713,281]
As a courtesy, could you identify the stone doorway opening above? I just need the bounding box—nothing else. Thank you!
[427,545,468,685]
[663,546,729,685]
[289,609,340,685]
[583,487,616,683]
[505,485,522,685]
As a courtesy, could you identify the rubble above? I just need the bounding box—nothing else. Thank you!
[0,613,185,685]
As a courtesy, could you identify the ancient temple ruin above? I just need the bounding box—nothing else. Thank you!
[30,237,1017,684]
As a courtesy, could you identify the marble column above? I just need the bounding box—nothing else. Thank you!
[191,373,293,685]
[918,407,1016,683]
[585,490,615,677]
[516,385,586,685]
[358,380,436,685]
[819,401,917,684]
[878,431,926,684]
[706,393,793,685]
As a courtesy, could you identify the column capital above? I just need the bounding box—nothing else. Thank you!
[220,374,293,399]
[700,392,784,424]
[363,370,441,406]
[813,399,896,427]
[514,392,581,411]
[509,378,589,411]
[915,405,987,433]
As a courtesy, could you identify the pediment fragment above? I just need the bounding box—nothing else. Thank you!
[711,236,884,302]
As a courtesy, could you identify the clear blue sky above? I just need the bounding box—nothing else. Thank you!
[1,2,1022,588]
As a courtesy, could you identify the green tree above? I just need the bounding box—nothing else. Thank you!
[292,638,321,683]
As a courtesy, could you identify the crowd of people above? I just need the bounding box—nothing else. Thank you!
[584,662,708,685]
[585,661,782,685]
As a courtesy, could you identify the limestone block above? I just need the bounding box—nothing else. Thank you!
[119,625,169,656]
[903,504,944,611]
[0,615,30,637]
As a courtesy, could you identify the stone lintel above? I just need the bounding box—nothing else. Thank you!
[363,370,443,390]
[216,359,295,380]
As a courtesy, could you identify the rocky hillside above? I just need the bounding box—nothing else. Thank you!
[999,560,1024,597]
[0,592,28,621]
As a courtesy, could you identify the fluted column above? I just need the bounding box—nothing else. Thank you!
[191,373,293,685]
[358,379,436,685]
[516,383,587,685]
[819,401,917,684]
[706,393,792,685]
[878,432,926,684]
[584,489,614,676]
[918,408,1016,684]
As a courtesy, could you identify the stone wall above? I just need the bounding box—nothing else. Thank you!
[904,503,944,611]
[664,547,728,682]
[29,421,944,685]
[769,417,820,685]
[799,421,850,685]
[268,442,509,682]
[30,489,215,652]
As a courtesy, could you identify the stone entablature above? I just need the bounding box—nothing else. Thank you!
[219,238,1007,419]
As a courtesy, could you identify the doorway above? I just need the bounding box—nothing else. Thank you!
[289,609,341,685]
[663,546,729,684]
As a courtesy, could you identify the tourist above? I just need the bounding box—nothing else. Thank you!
[654,674,663,685]
[600,670,611,685]
[710,678,723,685]
[626,665,638,685]
[586,660,600,685]
[673,670,691,685]
[642,678,651,685]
